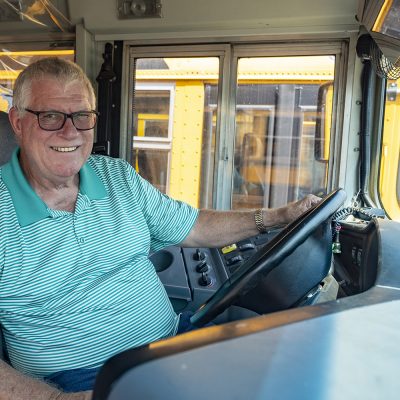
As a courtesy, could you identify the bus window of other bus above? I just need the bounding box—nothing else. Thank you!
[379,78,400,220]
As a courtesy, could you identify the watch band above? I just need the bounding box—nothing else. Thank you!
[254,208,268,233]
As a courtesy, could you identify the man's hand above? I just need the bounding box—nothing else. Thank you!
[279,194,321,224]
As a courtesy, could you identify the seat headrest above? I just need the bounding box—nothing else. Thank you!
[0,111,17,167]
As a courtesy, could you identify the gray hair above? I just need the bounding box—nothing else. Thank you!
[13,57,96,110]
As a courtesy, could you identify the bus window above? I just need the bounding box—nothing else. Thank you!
[133,81,174,194]
[127,46,342,211]
[0,50,75,112]
[130,56,220,207]
[232,56,335,210]
[379,79,400,220]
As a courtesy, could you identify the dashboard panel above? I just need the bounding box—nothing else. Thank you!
[153,217,385,315]
[151,230,277,312]
[153,222,333,315]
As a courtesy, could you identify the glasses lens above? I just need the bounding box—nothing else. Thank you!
[72,112,97,130]
[38,112,65,130]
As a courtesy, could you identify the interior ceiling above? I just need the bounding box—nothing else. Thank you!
[0,0,360,38]
[0,0,72,35]
[68,0,359,37]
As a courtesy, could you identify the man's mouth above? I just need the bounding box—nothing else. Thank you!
[51,146,78,153]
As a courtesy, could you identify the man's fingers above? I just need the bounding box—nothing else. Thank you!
[304,194,322,207]
[285,194,322,222]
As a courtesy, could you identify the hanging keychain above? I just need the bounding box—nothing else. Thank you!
[332,223,342,254]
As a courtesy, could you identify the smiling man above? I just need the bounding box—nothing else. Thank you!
[0,58,319,400]
[8,63,97,213]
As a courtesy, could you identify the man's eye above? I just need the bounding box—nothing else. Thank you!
[75,113,90,120]
[42,113,62,120]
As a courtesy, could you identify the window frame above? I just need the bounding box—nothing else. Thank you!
[120,40,351,210]
[133,82,175,143]
[123,44,230,207]
[131,82,175,194]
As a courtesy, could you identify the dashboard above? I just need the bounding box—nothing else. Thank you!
[152,222,334,315]
[153,217,384,315]
[151,230,275,313]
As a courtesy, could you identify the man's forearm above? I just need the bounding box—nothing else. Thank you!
[0,360,91,400]
[181,194,320,248]
[181,209,261,248]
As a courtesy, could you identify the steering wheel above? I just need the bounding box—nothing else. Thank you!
[190,188,347,327]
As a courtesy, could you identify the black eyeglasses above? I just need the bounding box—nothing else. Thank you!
[24,108,99,131]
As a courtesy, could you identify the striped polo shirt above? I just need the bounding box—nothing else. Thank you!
[0,149,199,378]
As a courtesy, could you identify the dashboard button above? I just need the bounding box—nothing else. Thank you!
[239,243,256,251]
[221,244,237,254]
[226,255,243,266]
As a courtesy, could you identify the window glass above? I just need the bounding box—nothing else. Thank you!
[133,149,169,193]
[232,56,335,209]
[131,57,219,207]
[129,50,340,211]
[379,79,400,221]
[134,89,170,139]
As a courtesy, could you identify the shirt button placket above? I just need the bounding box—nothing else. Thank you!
[72,214,85,248]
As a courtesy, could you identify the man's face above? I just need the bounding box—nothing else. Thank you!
[10,78,94,185]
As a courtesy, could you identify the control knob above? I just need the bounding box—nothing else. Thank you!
[193,248,206,261]
[199,272,212,286]
[196,259,210,273]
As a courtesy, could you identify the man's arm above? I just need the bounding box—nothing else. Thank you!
[181,194,320,248]
[0,360,91,400]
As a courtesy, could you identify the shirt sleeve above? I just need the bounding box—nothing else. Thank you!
[123,161,199,252]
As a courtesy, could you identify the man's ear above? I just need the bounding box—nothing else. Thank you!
[8,107,23,141]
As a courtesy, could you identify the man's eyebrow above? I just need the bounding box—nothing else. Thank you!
[31,109,93,113]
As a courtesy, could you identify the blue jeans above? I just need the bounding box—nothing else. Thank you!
[45,312,209,392]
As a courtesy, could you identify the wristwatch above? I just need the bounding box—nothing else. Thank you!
[254,208,268,233]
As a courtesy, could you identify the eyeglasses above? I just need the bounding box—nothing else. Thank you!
[24,108,99,131]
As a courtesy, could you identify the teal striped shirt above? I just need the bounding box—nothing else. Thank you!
[0,150,199,378]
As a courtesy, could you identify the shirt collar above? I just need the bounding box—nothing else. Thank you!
[1,148,108,227]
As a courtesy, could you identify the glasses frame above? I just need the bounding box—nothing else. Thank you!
[24,108,99,131]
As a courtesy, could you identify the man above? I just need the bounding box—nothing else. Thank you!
[0,58,319,399]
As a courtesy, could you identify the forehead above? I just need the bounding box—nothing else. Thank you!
[28,78,91,108]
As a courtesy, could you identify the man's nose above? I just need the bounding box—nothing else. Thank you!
[59,116,79,136]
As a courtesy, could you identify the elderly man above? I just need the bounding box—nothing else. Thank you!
[0,58,319,399]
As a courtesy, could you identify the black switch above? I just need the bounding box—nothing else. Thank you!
[199,272,212,286]
[196,259,210,273]
[226,255,243,266]
[193,248,206,261]
[239,243,256,251]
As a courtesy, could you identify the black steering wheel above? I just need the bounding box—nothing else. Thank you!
[190,188,347,327]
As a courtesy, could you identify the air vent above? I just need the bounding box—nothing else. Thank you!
[117,0,162,19]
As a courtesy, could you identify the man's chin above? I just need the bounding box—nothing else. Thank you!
[51,163,84,179]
